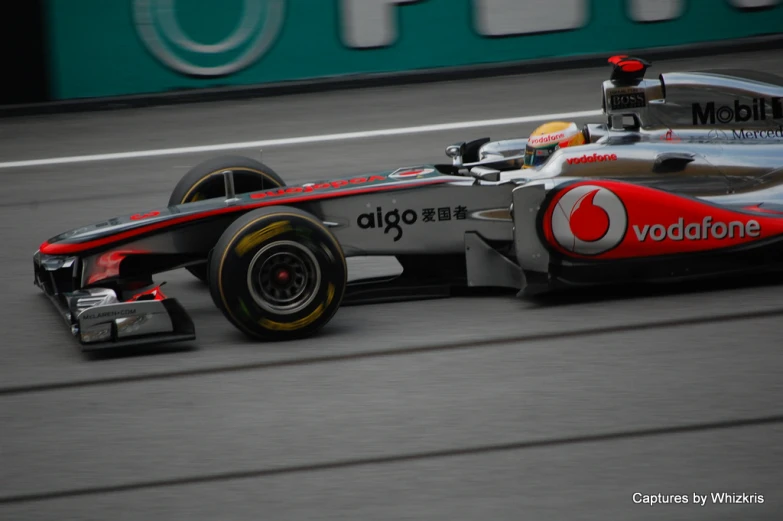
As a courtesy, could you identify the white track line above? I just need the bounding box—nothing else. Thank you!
[0,109,602,169]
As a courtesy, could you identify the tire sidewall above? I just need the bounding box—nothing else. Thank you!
[169,155,285,207]
[170,156,286,282]
[211,210,346,340]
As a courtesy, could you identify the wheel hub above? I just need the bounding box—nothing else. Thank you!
[274,268,290,284]
[247,241,321,315]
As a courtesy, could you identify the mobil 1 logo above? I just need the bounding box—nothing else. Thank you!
[692,97,783,125]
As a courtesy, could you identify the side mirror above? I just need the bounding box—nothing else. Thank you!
[446,142,466,166]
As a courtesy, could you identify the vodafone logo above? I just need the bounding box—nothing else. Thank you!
[633,217,760,242]
[389,168,435,180]
[529,133,565,146]
[546,180,783,261]
[566,153,618,165]
[550,185,627,255]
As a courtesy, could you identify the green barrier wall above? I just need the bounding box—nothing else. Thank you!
[46,0,783,100]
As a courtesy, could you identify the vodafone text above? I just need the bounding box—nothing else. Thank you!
[566,153,618,165]
[529,133,565,145]
[633,217,761,242]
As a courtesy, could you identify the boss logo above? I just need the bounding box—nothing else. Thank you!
[610,92,646,110]
[357,207,418,241]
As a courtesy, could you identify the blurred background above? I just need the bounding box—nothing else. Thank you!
[1,1,783,520]
[5,0,783,106]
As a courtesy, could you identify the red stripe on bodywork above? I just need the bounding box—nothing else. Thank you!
[744,205,783,215]
[39,179,452,255]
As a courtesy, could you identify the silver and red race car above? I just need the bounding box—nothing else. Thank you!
[34,56,783,350]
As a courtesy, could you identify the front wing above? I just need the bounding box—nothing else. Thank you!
[34,252,195,351]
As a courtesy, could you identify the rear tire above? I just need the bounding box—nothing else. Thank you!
[209,206,347,341]
[169,155,285,282]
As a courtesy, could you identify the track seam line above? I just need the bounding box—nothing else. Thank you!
[0,414,779,505]
[0,189,165,209]
[2,306,782,398]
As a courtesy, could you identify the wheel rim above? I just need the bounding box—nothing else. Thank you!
[247,240,321,315]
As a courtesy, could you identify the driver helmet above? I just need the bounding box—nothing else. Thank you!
[523,121,586,169]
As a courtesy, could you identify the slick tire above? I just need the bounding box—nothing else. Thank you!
[209,206,347,341]
[169,155,286,282]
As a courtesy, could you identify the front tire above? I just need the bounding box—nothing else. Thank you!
[169,155,286,282]
[209,206,347,341]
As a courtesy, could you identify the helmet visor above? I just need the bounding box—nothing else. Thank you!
[524,143,557,168]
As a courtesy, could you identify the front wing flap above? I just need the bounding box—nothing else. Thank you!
[34,252,195,351]
[74,298,195,349]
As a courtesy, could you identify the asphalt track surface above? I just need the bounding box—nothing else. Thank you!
[1,51,783,520]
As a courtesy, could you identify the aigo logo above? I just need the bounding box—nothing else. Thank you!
[357,207,418,241]
[133,0,286,77]
[549,185,627,256]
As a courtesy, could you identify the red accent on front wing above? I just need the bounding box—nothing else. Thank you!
[86,252,126,285]
[127,285,167,302]
[39,179,452,255]
[85,248,150,285]
[543,181,783,260]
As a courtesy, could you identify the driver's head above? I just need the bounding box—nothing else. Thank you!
[523,121,586,169]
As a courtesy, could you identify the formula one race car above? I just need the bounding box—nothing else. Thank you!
[34,56,783,350]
